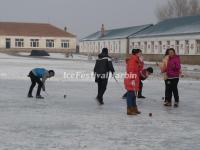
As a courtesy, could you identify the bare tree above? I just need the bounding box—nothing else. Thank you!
[156,0,200,21]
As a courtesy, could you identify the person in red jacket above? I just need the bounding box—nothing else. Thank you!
[124,49,141,115]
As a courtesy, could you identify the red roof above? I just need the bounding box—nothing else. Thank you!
[0,22,76,37]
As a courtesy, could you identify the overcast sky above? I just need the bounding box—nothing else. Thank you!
[0,0,165,38]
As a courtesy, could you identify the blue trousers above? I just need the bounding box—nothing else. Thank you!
[126,91,137,107]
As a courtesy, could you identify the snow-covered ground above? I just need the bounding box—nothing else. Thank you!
[0,53,200,150]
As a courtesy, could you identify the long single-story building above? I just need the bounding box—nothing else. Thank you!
[0,22,76,53]
[130,15,200,64]
[80,15,200,64]
[79,24,152,56]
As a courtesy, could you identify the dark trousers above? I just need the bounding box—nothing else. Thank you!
[126,91,137,107]
[28,72,43,96]
[165,78,179,103]
[97,78,108,100]
[138,81,143,96]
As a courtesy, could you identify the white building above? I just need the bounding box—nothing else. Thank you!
[130,15,200,55]
[79,24,152,55]
[0,22,76,53]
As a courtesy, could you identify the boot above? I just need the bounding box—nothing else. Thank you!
[164,101,172,106]
[96,97,104,105]
[174,102,179,107]
[137,95,146,99]
[36,95,44,99]
[132,107,141,114]
[127,107,137,115]
[27,94,33,98]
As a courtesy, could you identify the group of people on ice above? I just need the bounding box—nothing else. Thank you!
[27,47,182,116]
[93,47,182,115]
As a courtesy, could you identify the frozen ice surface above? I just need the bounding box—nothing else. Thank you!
[0,53,200,150]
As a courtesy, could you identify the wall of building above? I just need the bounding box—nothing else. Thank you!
[143,54,200,65]
[129,34,200,55]
[79,39,128,54]
[0,36,76,53]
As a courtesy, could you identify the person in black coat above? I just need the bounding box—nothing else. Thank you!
[94,48,115,105]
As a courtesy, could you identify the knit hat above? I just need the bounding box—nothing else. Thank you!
[102,48,108,54]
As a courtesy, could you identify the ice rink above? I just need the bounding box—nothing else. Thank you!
[0,53,200,150]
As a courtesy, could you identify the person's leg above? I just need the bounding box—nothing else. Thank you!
[126,91,133,107]
[138,81,145,98]
[28,78,36,97]
[172,78,179,107]
[97,78,103,99]
[96,78,104,104]
[32,77,43,97]
[122,92,128,99]
[36,80,43,97]
[165,79,173,106]
[164,80,167,102]
[126,91,137,115]
[129,91,141,114]
[28,72,36,97]
[99,78,108,100]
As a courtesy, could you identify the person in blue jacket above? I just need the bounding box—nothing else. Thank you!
[28,68,55,99]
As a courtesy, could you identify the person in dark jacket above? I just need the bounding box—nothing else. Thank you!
[137,67,153,98]
[94,48,115,105]
[28,68,55,99]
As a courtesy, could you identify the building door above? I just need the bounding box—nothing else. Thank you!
[6,38,11,49]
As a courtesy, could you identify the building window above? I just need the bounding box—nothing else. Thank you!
[61,40,69,48]
[119,41,121,53]
[113,41,115,53]
[158,41,162,53]
[175,41,179,54]
[138,42,141,49]
[30,39,39,48]
[15,39,24,48]
[167,41,170,49]
[185,40,189,54]
[108,41,110,50]
[132,42,135,48]
[151,41,154,53]
[115,43,118,53]
[46,40,54,48]
[163,45,166,50]
[144,42,147,53]
[196,40,200,54]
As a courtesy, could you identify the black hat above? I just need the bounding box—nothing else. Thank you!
[49,70,55,76]
[102,48,108,54]
[146,67,153,73]
[132,49,140,54]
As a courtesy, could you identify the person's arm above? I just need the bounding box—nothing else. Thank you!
[108,58,115,74]
[94,61,97,74]
[42,72,49,91]
[175,57,181,71]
